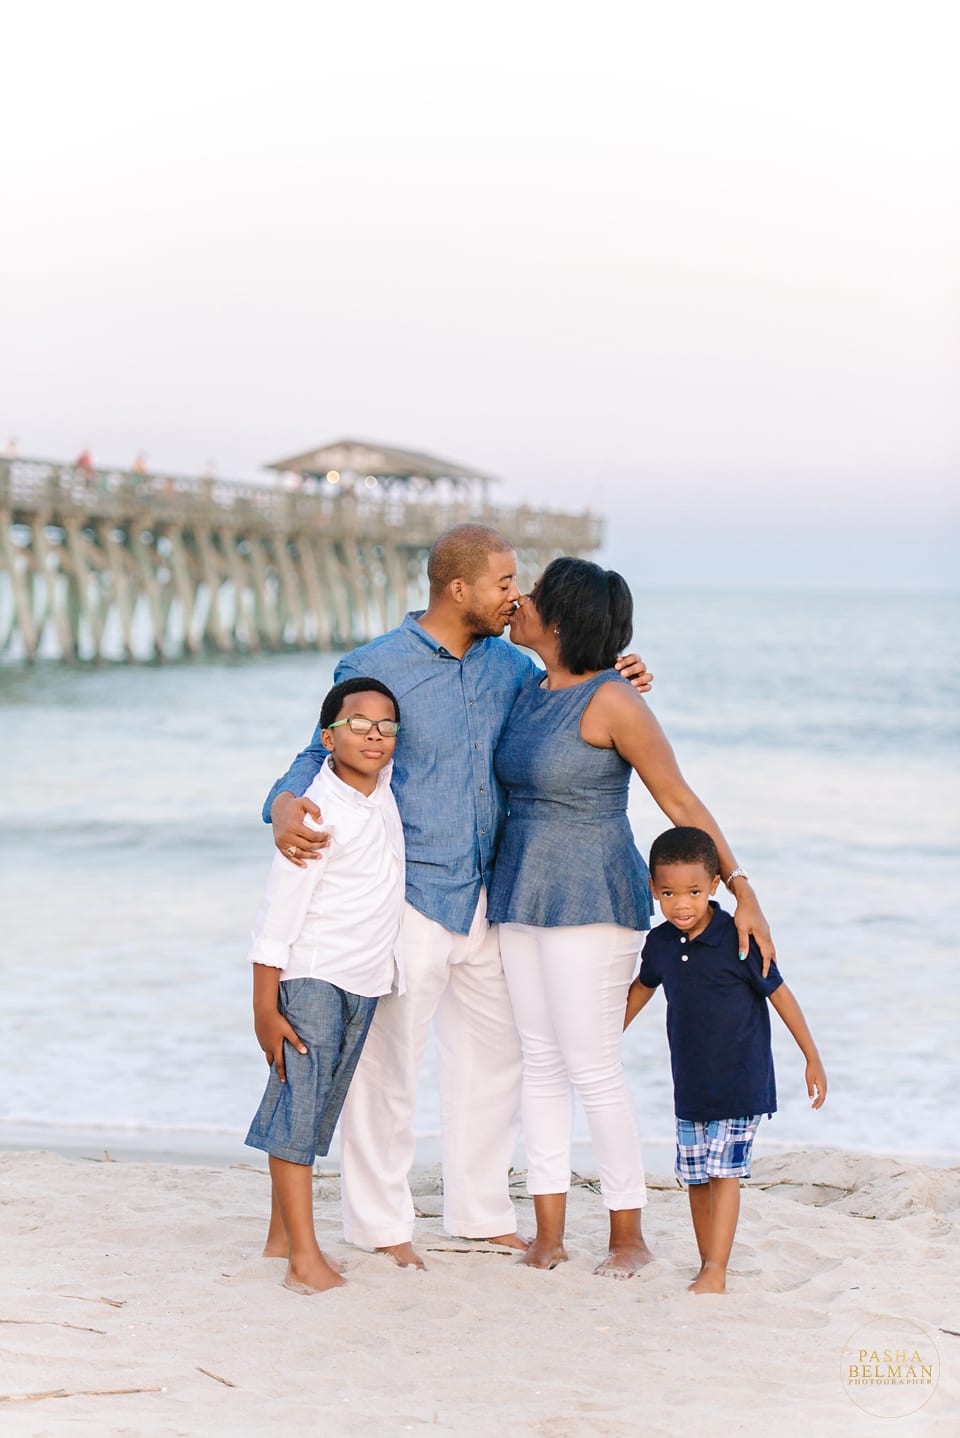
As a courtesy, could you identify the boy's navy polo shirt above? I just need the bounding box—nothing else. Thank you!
[638,903,784,1122]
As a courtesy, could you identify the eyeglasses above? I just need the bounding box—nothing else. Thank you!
[327,716,401,738]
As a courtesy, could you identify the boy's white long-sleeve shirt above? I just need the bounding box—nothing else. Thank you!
[248,757,405,997]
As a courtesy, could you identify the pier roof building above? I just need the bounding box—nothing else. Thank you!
[266,438,496,500]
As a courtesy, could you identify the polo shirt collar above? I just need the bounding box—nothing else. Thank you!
[665,901,732,949]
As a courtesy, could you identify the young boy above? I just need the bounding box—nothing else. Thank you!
[625,826,826,1295]
[245,677,405,1294]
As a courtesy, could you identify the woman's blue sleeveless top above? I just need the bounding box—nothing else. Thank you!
[486,669,653,930]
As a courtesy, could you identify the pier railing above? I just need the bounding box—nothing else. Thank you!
[0,456,602,662]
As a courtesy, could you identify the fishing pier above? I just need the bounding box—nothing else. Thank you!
[0,440,602,663]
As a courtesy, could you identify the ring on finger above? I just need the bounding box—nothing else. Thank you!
[286,844,297,857]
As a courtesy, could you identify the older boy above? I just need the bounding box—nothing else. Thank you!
[625,827,826,1294]
[246,678,405,1294]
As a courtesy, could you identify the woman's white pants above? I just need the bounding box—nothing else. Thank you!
[499,922,647,1210]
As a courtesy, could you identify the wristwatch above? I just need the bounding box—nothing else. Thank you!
[723,867,748,892]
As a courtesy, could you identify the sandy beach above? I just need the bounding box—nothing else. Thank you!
[1,1147,956,1436]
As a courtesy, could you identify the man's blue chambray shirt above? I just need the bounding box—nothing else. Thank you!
[263,612,539,936]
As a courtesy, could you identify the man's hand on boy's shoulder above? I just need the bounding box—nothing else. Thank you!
[254,1006,307,1083]
[271,791,332,868]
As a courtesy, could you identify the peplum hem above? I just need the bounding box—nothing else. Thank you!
[487,816,653,930]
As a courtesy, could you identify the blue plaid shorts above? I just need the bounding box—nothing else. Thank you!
[675,1115,764,1185]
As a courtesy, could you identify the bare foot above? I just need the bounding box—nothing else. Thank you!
[687,1263,727,1294]
[594,1238,655,1279]
[484,1231,529,1251]
[268,1238,342,1272]
[520,1239,568,1270]
[283,1252,346,1294]
[455,1231,528,1251]
[376,1242,427,1270]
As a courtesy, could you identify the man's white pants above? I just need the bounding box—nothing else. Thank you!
[499,922,648,1211]
[339,891,522,1248]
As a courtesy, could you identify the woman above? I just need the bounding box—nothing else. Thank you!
[487,557,773,1275]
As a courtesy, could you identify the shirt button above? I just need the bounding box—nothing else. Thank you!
[480,828,486,835]
[681,956,689,962]
[680,937,686,944]
[479,786,485,793]
[474,742,480,749]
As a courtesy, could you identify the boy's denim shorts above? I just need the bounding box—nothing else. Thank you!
[675,1115,764,1185]
[245,977,378,1166]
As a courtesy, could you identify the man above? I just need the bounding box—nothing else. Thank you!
[265,525,650,1267]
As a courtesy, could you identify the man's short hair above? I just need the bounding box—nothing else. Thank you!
[320,676,400,732]
[427,524,514,592]
[648,827,720,880]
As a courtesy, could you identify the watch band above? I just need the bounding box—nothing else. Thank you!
[724,867,748,891]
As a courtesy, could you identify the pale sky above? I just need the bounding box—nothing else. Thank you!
[1,0,957,587]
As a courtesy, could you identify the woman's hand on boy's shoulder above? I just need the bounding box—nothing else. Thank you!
[731,884,775,974]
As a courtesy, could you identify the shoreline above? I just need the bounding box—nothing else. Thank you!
[1,1117,957,1173]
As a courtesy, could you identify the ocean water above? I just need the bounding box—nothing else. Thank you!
[1,587,958,1166]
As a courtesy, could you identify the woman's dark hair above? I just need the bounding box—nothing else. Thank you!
[320,676,400,731]
[648,827,720,881]
[532,556,633,674]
